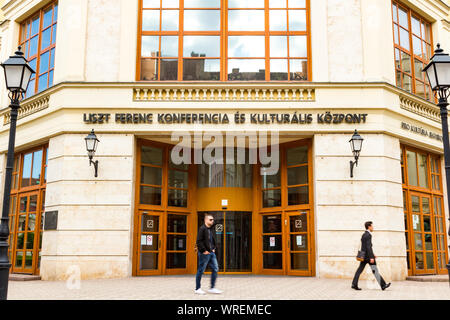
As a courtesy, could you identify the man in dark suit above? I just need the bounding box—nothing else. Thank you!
[352,221,391,291]
[195,213,223,295]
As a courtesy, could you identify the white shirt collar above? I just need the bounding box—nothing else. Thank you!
[367,230,372,234]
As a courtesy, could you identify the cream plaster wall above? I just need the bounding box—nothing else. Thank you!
[40,133,136,281]
[313,133,407,281]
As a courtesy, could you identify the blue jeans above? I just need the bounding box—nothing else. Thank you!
[195,252,218,290]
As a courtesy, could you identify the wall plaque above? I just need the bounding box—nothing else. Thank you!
[44,211,58,231]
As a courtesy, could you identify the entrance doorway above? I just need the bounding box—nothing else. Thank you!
[133,138,315,277]
[197,211,252,272]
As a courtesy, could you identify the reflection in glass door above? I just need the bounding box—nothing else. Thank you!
[197,211,252,273]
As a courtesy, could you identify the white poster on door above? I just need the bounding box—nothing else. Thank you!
[141,235,147,245]
[178,239,183,249]
[147,235,153,246]
[296,235,303,246]
[269,237,275,247]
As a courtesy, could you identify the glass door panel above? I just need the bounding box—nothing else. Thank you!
[225,211,252,272]
[262,213,283,271]
[138,212,162,274]
[287,211,309,273]
[166,213,188,270]
[198,211,252,272]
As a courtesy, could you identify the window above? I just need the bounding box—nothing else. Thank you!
[139,143,190,208]
[392,1,433,101]
[138,0,310,81]
[20,2,58,98]
[262,143,310,208]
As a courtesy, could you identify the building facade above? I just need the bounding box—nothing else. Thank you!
[0,0,449,281]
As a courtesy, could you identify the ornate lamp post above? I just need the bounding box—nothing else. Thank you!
[423,44,450,285]
[0,47,35,300]
[349,129,364,178]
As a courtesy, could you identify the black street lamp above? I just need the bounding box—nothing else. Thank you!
[0,47,35,300]
[85,129,99,177]
[349,129,364,178]
[423,44,450,285]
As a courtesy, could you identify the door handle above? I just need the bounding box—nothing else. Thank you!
[159,239,161,249]
[288,239,290,249]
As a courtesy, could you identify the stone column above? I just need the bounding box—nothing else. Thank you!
[313,133,407,281]
[40,133,135,281]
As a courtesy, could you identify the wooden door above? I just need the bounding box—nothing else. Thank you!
[164,212,189,275]
[261,212,285,275]
[409,193,436,274]
[12,191,41,274]
[286,210,311,276]
[136,210,164,275]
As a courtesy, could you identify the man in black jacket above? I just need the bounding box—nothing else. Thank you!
[351,221,391,291]
[195,213,223,295]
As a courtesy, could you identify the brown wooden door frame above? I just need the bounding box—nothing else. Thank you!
[136,210,164,276]
[408,191,438,275]
[260,211,285,275]
[11,191,41,274]
[285,209,312,276]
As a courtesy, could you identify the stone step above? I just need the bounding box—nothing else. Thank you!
[406,275,448,282]
[9,274,41,281]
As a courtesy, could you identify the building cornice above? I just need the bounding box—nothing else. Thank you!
[0,80,441,127]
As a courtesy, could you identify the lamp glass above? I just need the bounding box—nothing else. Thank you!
[4,65,24,90]
[351,138,363,153]
[85,137,97,152]
[21,67,33,92]
[434,62,450,88]
[425,64,437,89]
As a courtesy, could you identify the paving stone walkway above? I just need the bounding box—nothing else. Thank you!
[6,275,450,300]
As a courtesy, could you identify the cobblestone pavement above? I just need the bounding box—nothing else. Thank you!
[7,275,450,300]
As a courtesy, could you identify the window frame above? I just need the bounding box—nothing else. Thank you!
[137,0,312,82]
[19,1,58,98]
[391,1,433,101]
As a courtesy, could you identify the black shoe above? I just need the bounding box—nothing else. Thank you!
[351,285,362,290]
[381,283,391,291]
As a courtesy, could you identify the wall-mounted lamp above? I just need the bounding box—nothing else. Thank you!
[85,129,99,177]
[349,130,364,178]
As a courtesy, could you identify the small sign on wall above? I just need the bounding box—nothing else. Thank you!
[44,211,58,231]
